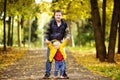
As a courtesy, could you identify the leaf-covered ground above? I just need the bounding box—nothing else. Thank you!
[0,47,27,69]
[69,47,120,80]
[0,48,111,80]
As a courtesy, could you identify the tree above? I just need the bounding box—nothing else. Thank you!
[11,16,14,46]
[3,0,7,51]
[31,17,38,42]
[117,4,120,54]
[118,22,120,54]
[7,16,12,46]
[17,15,21,47]
[6,0,37,47]
[102,0,106,43]
[76,21,81,46]
[108,0,120,62]
[80,18,94,46]
[66,1,75,47]
[102,0,107,59]
[90,0,106,62]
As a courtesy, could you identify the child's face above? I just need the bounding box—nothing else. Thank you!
[53,41,60,49]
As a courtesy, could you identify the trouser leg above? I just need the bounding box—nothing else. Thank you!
[54,61,59,76]
[60,60,65,76]
[45,48,51,75]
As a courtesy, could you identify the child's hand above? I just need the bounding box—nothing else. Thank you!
[45,39,50,44]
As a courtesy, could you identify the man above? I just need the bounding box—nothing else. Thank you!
[43,10,70,79]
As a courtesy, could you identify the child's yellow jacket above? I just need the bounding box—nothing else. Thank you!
[47,39,68,62]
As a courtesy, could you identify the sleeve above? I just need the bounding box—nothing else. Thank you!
[44,22,51,40]
[47,42,56,62]
[64,22,71,38]
[47,42,54,49]
[61,39,68,48]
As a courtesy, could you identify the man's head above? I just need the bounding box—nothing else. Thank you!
[54,10,62,22]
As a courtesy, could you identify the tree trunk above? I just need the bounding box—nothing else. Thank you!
[11,16,14,46]
[17,16,21,47]
[76,21,81,46]
[66,1,75,47]
[108,0,120,63]
[118,22,120,54]
[67,20,75,47]
[90,0,106,62]
[71,35,75,47]
[28,19,31,48]
[21,16,24,29]
[102,0,106,42]
[102,0,107,59]
[23,26,26,47]
[3,0,7,51]
[21,16,25,46]
[7,16,11,46]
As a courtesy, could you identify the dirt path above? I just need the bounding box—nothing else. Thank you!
[0,48,111,80]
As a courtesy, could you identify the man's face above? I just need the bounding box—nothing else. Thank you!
[54,12,62,22]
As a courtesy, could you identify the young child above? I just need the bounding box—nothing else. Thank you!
[46,38,69,78]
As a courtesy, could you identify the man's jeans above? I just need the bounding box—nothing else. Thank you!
[45,48,66,75]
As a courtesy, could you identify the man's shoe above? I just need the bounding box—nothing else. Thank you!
[63,74,69,79]
[42,74,50,79]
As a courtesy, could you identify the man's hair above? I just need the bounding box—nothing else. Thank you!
[54,10,62,15]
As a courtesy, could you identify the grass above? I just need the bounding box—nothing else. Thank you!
[68,46,120,80]
[0,47,27,69]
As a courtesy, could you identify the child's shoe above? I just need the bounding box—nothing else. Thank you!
[60,76,65,78]
[54,76,59,79]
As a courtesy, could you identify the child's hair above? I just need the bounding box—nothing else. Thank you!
[51,39,61,43]
[52,39,61,49]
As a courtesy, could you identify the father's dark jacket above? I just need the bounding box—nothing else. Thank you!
[45,19,70,41]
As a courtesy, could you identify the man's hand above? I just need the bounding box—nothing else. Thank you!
[45,39,50,44]
[66,37,70,41]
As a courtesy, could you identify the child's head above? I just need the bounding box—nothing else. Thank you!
[52,40,61,49]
